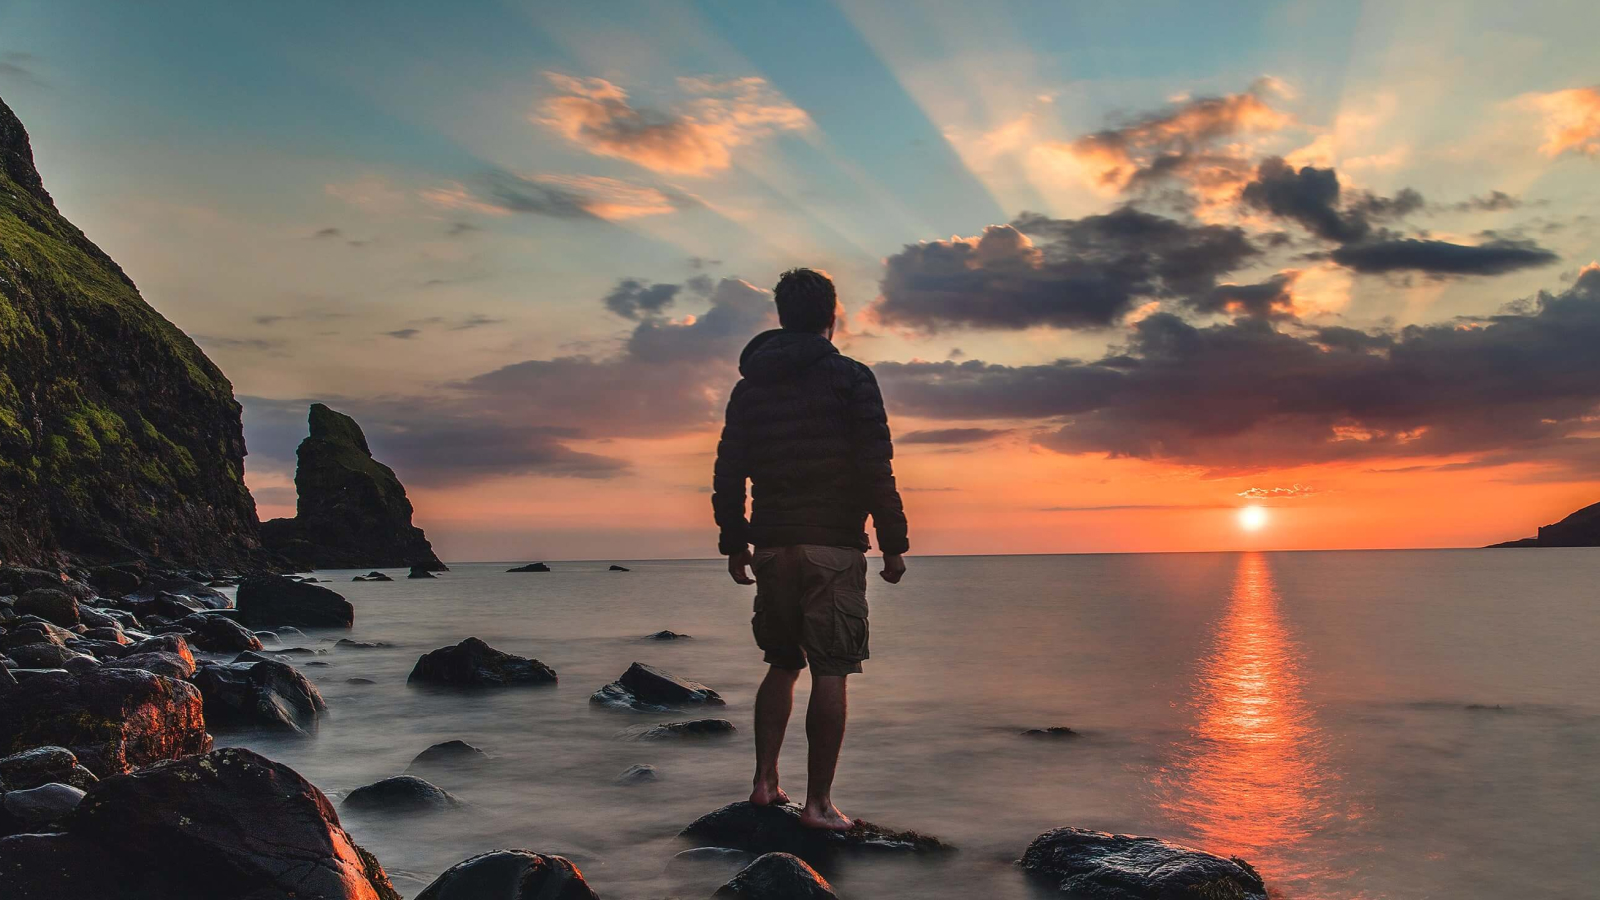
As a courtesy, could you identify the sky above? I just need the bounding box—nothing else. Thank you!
[3,0,1598,560]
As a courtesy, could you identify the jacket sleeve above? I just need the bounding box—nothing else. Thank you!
[848,364,909,555]
[712,380,752,556]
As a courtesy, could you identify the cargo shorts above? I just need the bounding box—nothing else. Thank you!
[751,544,869,677]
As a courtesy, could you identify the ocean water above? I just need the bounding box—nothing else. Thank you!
[220,550,1600,899]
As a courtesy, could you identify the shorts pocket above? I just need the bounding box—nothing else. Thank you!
[831,588,869,662]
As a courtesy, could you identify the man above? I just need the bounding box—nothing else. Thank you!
[712,267,908,831]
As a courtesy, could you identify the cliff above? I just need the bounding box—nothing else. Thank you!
[0,95,264,568]
[1486,500,1600,548]
[260,403,446,571]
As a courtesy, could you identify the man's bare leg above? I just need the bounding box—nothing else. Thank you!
[801,674,853,830]
[750,665,800,806]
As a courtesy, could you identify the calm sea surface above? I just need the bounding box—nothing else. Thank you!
[219,550,1600,899]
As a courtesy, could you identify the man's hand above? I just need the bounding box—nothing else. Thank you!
[728,549,756,585]
[880,553,907,584]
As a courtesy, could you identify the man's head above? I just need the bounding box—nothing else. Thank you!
[774,268,837,334]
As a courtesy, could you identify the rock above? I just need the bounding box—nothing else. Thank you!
[87,566,141,595]
[103,650,195,680]
[0,668,211,776]
[0,747,402,900]
[506,562,551,572]
[62,654,102,675]
[1488,498,1600,547]
[367,573,394,581]
[260,403,448,572]
[123,633,196,670]
[6,642,94,669]
[120,592,204,622]
[668,846,755,878]
[592,662,725,711]
[337,638,390,649]
[1,619,72,648]
[644,629,691,640]
[408,740,490,772]
[343,775,460,814]
[0,665,12,687]
[615,763,658,785]
[0,568,93,603]
[347,677,377,685]
[640,719,736,739]
[15,589,79,627]
[681,802,951,865]
[123,577,230,609]
[2,782,85,825]
[175,612,263,652]
[77,606,121,629]
[81,626,130,644]
[0,747,98,791]
[1018,827,1267,899]
[236,574,355,629]
[7,668,68,683]
[413,850,597,900]
[609,565,630,571]
[1022,726,1079,738]
[408,566,437,579]
[714,852,838,899]
[192,659,326,735]
[408,637,557,687]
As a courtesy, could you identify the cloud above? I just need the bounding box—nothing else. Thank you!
[604,279,681,320]
[874,266,1600,472]
[1241,156,1376,243]
[1041,504,1229,512]
[0,52,44,87]
[900,427,1012,445]
[1522,86,1600,158]
[311,226,342,239]
[1237,484,1318,499]
[385,328,421,340]
[538,73,809,175]
[1448,191,1521,213]
[1190,271,1298,320]
[1328,238,1558,275]
[874,207,1260,332]
[422,170,690,222]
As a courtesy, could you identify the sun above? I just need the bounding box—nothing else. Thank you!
[1238,506,1269,531]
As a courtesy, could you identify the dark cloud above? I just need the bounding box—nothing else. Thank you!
[1189,272,1297,319]
[874,207,1259,332]
[900,428,1012,445]
[604,279,681,319]
[446,221,482,236]
[1241,157,1373,243]
[688,256,722,269]
[1449,191,1522,213]
[311,226,342,239]
[875,267,1600,472]
[483,169,595,218]
[385,328,421,340]
[1328,238,1558,275]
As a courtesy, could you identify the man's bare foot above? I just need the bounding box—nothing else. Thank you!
[800,802,856,832]
[749,782,791,806]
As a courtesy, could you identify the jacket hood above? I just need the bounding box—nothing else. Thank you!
[738,329,839,383]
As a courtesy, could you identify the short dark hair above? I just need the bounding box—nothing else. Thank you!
[774,268,837,332]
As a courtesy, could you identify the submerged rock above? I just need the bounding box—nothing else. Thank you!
[639,719,736,740]
[668,846,755,878]
[1022,726,1079,739]
[408,566,437,579]
[592,662,724,711]
[237,574,355,629]
[609,565,630,572]
[0,668,210,776]
[643,629,691,641]
[192,659,326,735]
[343,775,460,814]
[1019,827,1266,899]
[414,849,597,900]
[408,740,490,772]
[506,562,551,573]
[408,637,557,687]
[615,763,658,785]
[681,802,951,865]
[714,852,838,899]
[0,747,97,791]
[337,638,390,649]
[0,747,402,900]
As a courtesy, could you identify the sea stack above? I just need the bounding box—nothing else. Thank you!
[260,403,447,571]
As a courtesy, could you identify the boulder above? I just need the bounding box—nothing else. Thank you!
[0,746,98,791]
[0,668,211,776]
[640,719,736,739]
[0,747,401,900]
[644,629,691,641]
[343,775,460,814]
[120,592,205,622]
[88,566,142,595]
[336,638,390,649]
[104,650,196,680]
[681,802,951,865]
[176,613,262,652]
[123,577,231,610]
[347,677,377,685]
[15,589,79,627]
[413,850,597,900]
[0,665,13,687]
[2,782,85,825]
[1018,827,1267,899]
[78,606,122,629]
[506,562,551,572]
[192,659,326,736]
[124,633,196,669]
[408,566,437,579]
[237,574,354,629]
[408,740,490,772]
[408,638,557,687]
[1,619,72,649]
[0,568,94,602]
[6,642,94,669]
[592,662,724,711]
[81,626,130,645]
[714,852,838,899]
[258,403,448,572]
[609,565,630,571]
[615,763,658,785]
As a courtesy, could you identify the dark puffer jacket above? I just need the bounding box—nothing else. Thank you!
[713,329,908,556]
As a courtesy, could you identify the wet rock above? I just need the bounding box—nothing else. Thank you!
[347,677,377,685]
[644,629,691,641]
[176,612,263,652]
[408,740,490,772]
[81,626,130,645]
[408,566,437,579]
[408,637,557,687]
[640,719,736,739]
[1019,827,1267,899]
[6,642,94,669]
[668,846,754,878]
[681,802,951,865]
[3,782,85,825]
[7,668,68,682]
[1,747,402,900]
[1,619,73,649]
[0,747,98,791]
[506,562,551,572]
[103,650,195,680]
[714,852,838,899]
[616,763,658,785]
[120,592,204,622]
[192,659,326,736]
[1022,726,1079,739]
[413,849,597,900]
[609,565,630,571]
[0,668,210,777]
[0,568,94,602]
[124,577,230,610]
[343,775,460,814]
[77,606,121,630]
[592,662,724,711]
[123,633,196,670]
[62,654,102,675]
[15,589,79,628]
[237,574,355,629]
[337,638,390,649]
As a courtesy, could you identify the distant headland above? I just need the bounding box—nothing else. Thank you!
[1486,500,1600,548]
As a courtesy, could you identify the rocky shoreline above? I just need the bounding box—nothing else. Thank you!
[0,561,1272,899]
